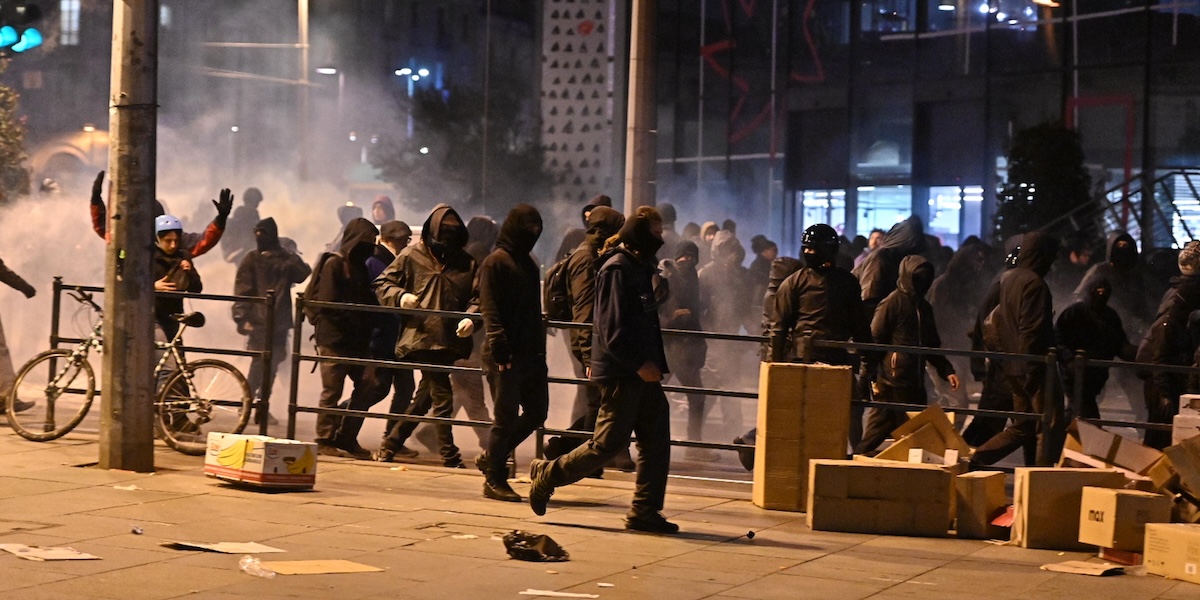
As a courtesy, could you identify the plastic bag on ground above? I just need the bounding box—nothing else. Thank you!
[502,530,570,562]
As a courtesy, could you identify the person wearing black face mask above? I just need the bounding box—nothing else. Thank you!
[1055,276,1136,421]
[475,205,549,502]
[529,206,678,534]
[971,232,1063,467]
[856,255,959,455]
[373,204,477,467]
[232,217,312,426]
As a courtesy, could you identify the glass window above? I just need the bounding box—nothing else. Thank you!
[917,0,988,79]
[986,0,1064,73]
[1075,0,1148,67]
[59,0,80,46]
[160,5,171,28]
[1152,0,1200,61]
[852,85,913,180]
[858,0,917,82]
[856,185,912,237]
[927,185,983,248]
[801,189,847,235]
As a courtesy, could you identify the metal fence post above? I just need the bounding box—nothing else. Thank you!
[259,289,277,435]
[800,334,814,363]
[287,294,304,440]
[50,277,63,349]
[1072,351,1086,421]
[1041,351,1059,466]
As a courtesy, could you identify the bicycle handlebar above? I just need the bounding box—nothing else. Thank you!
[68,287,103,313]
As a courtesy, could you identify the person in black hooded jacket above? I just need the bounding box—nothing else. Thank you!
[971,232,1063,467]
[554,194,612,262]
[857,255,959,454]
[232,217,311,424]
[659,240,711,460]
[1055,276,1136,421]
[373,204,477,468]
[529,206,679,534]
[476,204,549,502]
[1136,241,1200,449]
[311,217,380,459]
[0,258,36,411]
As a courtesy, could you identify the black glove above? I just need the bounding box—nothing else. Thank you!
[213,188,233,225]
[91,171,105,205]
[21,284,35,299]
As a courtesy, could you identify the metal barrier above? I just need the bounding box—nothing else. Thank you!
[51,278,281,435]
[284,294,1189,472]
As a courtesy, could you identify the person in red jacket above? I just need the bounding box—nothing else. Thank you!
[89,171,231,258]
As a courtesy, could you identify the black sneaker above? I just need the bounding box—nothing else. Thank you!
[444,459,466,469]
[528,459,554,516]
[9,399,35,414]
[474,453,491,477]
[625,512,680,534]
[392,445,419,458]
[336,441,373,461]
[733,437,755,472]
[483,480,522,502]
[317,442,344,457]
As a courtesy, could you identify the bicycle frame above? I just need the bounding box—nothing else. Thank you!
[39,318,103,433]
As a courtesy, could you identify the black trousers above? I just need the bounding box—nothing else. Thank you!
[971,367,1064,467]
[484,359,549,483]
[381,350,461,465]
[1144,376,1182,450]
[962,360,1013,447]
[546,376,671,517]
[856,384,924,455]
[314,345,373,444]
[338,365,415,444]
[668,366,707,441]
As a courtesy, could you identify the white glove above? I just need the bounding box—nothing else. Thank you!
[400,293,419,309]
[456,318,475,338]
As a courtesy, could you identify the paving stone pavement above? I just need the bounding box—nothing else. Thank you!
[0,431,1199,600]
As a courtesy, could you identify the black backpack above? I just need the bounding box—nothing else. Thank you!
[543,256,572,322]
[301,251,340,325]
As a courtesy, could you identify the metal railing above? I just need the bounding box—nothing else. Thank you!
[50,278,281,435]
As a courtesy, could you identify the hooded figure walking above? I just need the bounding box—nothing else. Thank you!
[476,205,549,502]
[529,207,679,534]
[970,232,1063,467]
[857,255,959,454]
[1055,276,1135,420]
[374,204,477,468]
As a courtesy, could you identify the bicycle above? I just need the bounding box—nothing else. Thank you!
[5,288,253,455]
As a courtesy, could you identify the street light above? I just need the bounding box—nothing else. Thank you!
[315,65,345,115]
[395,67,412,76]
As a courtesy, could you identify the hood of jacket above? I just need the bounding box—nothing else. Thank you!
[711,230,746,267]
[897,255,935,298]
[1016,232,1059,278]
[466,216,499,252]
[496,204,543,256]
[1106,231,1138,269]
[617,208,664,259]
[769,256,803,286]
[580,194,613,226]
[254,217,280,252]
[422,204,468,261]
[585,206,625,244]
[879,216,927,256]
[340,217,379,261]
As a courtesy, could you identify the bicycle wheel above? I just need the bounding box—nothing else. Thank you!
[7,349,96,441]
[156,359,252,455]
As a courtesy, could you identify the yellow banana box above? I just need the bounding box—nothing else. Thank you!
[203,433,318,489]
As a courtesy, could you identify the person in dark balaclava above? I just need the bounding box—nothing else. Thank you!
[529,206,679,534]
[657,202,680,261]
[325,203,366,252]
[476,204,548,502]
[232,217,312,425]
[221,187,264,264]
[1055,276,1136,421]
[659,240,712,460]
[555,194,613,262]
[856,255,959,455]
[310,217,380,458]
[545,206,630,471]
[1136,241,1200,449]
[374,204,476,467]
[971,232,1063,467]
[464,216,500,264]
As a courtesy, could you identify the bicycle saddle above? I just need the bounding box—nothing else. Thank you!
[171,312,206,328]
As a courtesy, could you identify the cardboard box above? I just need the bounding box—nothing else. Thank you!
[808,459,952,537]
[204,433,318,489]
[1059,419,1163,475]
[1179,395,1200,417]
[1078,487,1172,551]
[1174,414,1200,446]
[876,405,971,462]
[752,363,852,511]
[1165,435,1200,496]
[1099,547,1143,566]
[1012,467,1126,550]
[1145,524,1200,585]
[956,471,1008,540]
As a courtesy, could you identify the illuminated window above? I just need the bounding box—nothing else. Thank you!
[160,5,172,28]
[60,0,80,46]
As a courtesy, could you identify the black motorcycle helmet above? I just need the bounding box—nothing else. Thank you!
[801,224,840,266]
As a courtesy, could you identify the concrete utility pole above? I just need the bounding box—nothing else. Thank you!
[622,0,657,212]
[297,0,310,181]
[100,0,159,472]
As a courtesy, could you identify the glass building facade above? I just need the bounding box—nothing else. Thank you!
[655,0,1200,254]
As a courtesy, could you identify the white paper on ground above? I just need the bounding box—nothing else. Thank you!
[1040,561,1124,576]
[259,559,384,575]
[0,544,101,561]
[517,591,600,599]
[162,541,286,554]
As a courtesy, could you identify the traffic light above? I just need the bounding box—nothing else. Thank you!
[0,3,42,54]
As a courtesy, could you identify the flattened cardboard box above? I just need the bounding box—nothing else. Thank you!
[1174,414,1200,446]
[204,432,318,489]
[1078,487,1171,552]
[1013,467,1125,550]
[1145,523,1200,585]
[752,363,852,511]
[808,459,952,537]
